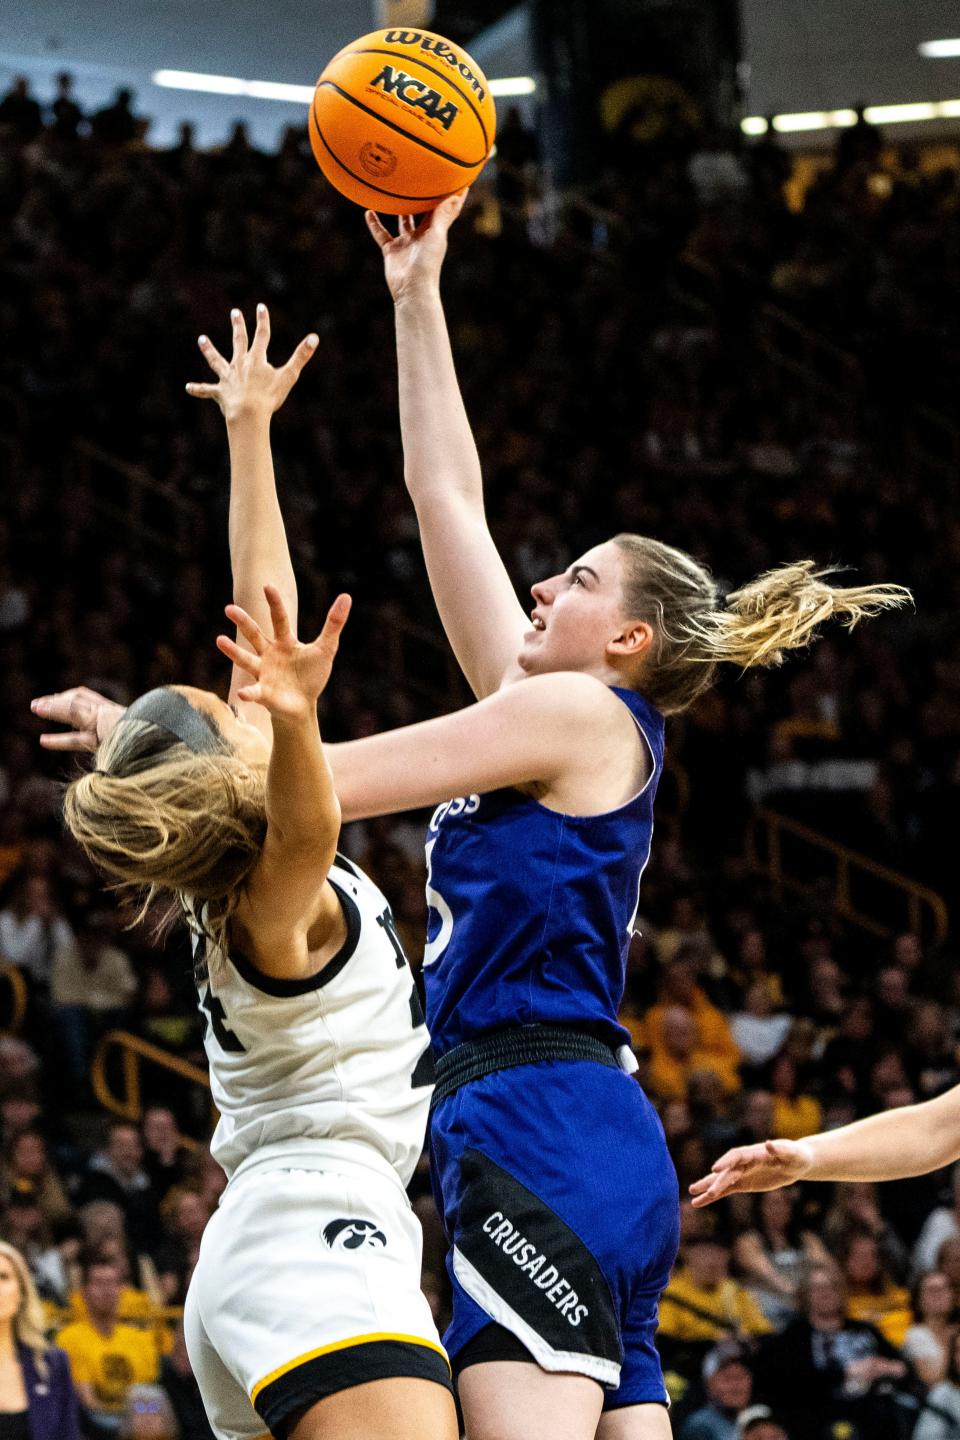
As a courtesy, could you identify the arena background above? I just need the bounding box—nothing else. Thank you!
[0,1,959,1436]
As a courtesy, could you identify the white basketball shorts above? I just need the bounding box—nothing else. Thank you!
[184,1161,451,1440]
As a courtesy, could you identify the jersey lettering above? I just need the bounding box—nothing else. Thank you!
[376,907,407,969]
[200,986,246,1054]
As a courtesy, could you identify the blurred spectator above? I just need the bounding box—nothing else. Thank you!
[154,1190,210,1304]
[158,1322,213,1440]
[0,78,43,143]
[659,1234,772,1353]
[903,1270,956,1388]
[51,909,137,1088]
[914,1330,960,1440]
[756,1265,908,1440]
[57,1255,159,1436]
[90,89,139,146]
[823,1183,909,1282]
[914,1164,960,1277]
[0,1240,80,1439]
[1,1128,72,1229]
[735,1407,788,1440]
[75,1202,161,1321]
[1,1178,52,1272]
[768,1056,821,1142]
[733,1189,832,1327]
[680,1340,755,1440]
[49,72,84,142]
[118,1384,179,1440]
[0,873,74,990]
[839,1230,912,1348]
[730,984,791,1072]
[140,1110,189,1205]
[645,959,742,1099]
[78,1125,160,1256]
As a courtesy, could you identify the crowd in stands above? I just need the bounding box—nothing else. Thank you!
[0,71,958,1439]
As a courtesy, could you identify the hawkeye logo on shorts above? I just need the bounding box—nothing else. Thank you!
[369,64,460,131]
[483,1211,589,1327]
[323,1218,387,1251]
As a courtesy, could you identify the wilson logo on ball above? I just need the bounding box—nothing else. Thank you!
[383,30,488,100]
[369,65,460,131]
[322,1218,387,1250]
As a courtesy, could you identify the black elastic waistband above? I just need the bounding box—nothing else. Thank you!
[431,1025,619,1107]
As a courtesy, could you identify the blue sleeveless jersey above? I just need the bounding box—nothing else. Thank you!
[422,687,664,1057]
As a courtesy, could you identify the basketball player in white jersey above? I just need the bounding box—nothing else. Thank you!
[39,309,456,1440]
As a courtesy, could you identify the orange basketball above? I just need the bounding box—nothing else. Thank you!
[310,28,497,214]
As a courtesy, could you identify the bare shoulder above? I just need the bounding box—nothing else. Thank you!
[498,672,650,812]
[498,669,639,731]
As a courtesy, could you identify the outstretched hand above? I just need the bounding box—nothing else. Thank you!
[689,1138,816,1207]
[366,191,467,303]
[186,304,318,422]
[30,687,126,752]
[217,586,351,722]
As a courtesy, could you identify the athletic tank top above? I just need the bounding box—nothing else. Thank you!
[190,856,434,1188]
[422,687,664,1056]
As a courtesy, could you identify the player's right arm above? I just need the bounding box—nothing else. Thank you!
[690,1081,960,1206]
[367,195,529,699]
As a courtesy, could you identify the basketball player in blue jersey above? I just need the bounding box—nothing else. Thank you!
[356,193,912,1440]
[38,258,910,1437]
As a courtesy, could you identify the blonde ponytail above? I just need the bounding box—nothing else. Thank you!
[687,560,912,669]
[613,535,912,714]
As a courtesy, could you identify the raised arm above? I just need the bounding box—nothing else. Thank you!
[690,1082,960,1206]
[367,196,528,698]
[218,586,351,980]
[187,304,318,737]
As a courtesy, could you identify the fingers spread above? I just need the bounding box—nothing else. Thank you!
[365,209,392,249]
[263,585,293,641]
[285,333,319,381]
[230,308,249,360]
[216,635,261,675]
[224,603,267,654]
[321,592,352,641]
[253,302,271,353]
[198,334,229,379]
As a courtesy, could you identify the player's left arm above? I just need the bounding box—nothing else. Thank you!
[219,587,351,979]
[187,304,318,739]
[323,670,640,819]
[690,1081,960,1206]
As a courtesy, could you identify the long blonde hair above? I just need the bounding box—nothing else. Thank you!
[614,535,913,714]
[0,1241,50,1378]
[63,710,266,956]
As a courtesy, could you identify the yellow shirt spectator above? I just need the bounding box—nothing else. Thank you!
[846,1288,912,1349]
[644,961,742,1098]
[658,1239,772,1344]
[66,1283,156,1326]
[57,1318,158,1414]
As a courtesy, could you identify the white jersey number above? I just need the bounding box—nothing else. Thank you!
[423,837,453,969]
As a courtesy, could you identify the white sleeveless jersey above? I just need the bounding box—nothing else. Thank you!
[191,856,435,1189]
